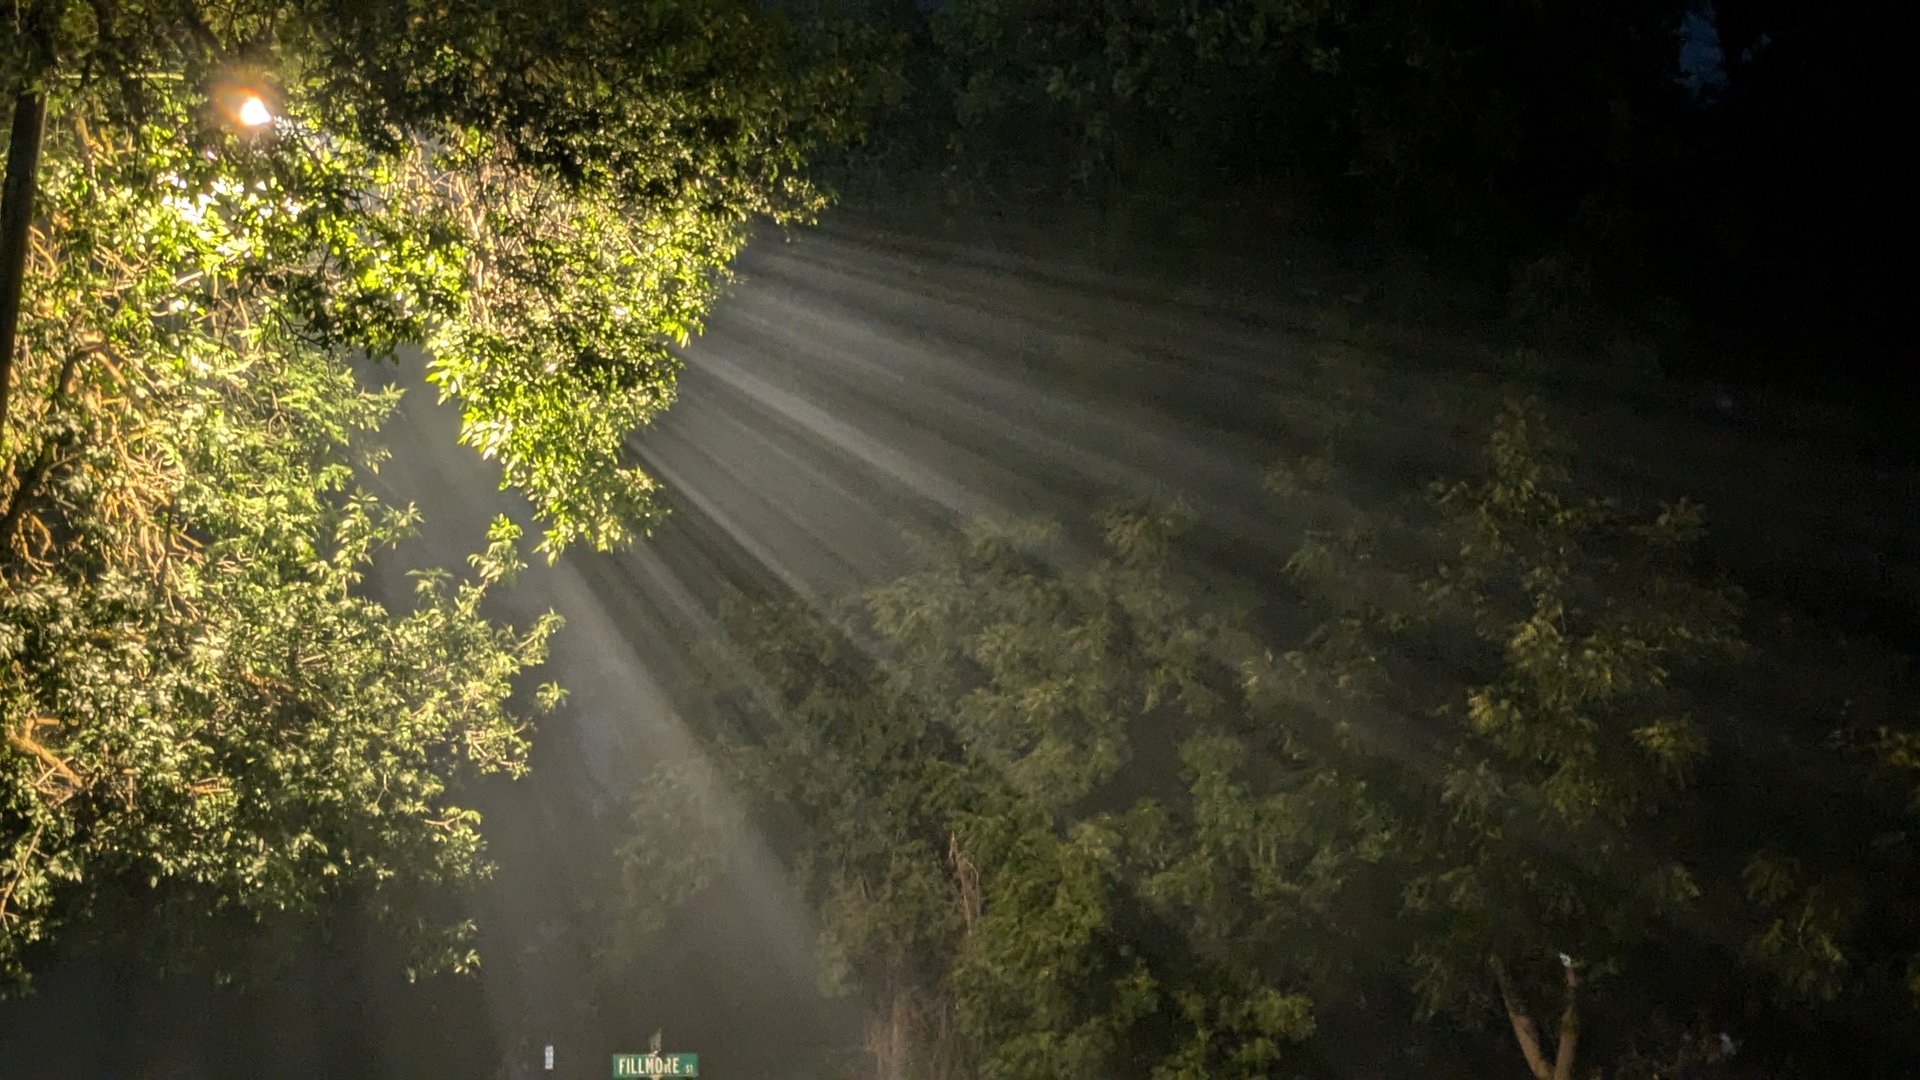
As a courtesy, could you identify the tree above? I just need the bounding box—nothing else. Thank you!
[615,395,1920,1075]
[618,511,1317,1079]
[1247,396,1920,1074]
[1244,398,1746,1074]
[1,0,871,987]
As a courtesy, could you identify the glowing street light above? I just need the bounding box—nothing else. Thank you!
[237,95,273,127]
[211,78,277,130]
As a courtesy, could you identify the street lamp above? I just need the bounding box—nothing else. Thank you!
[237,95,273,127]
[212,78,278,131]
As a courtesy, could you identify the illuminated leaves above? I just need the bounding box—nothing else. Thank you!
[0,0,867,989]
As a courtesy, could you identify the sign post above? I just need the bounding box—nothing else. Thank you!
[611,1052,700,1077]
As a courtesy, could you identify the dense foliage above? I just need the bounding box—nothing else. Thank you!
[0,0,868,987]
[618,399,1920,1076]
[840,0,1902,379]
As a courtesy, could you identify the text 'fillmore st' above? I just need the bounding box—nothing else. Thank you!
[612,1052,700,1077]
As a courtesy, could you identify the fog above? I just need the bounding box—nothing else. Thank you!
[1,215,1910,1078]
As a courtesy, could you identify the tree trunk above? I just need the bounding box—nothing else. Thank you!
[0,88,48,451]
[867,991,913,1080]
[1550,965,1580,1080]
[1492,956,1581,1080]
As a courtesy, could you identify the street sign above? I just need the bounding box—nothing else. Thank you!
[612,1052,699,1077]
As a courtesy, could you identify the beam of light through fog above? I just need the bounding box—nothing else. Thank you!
[356,214,1915,1078]
[25,215,1893,1078]
[351,220,1483,1077]
[1,210,1906,1080]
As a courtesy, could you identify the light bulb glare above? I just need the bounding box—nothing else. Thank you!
[238,96,273,127]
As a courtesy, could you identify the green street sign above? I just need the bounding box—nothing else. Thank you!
[612,1052,699,1077]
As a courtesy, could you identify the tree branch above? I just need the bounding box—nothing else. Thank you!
[1,338,118,564]
[1551,963,1581,1080]
[0,822,46,929]
[1492,956,1553,1080]
[0,443,55,559]
[6,723,84,793]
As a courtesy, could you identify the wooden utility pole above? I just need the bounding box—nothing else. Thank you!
[0,87,48,450]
